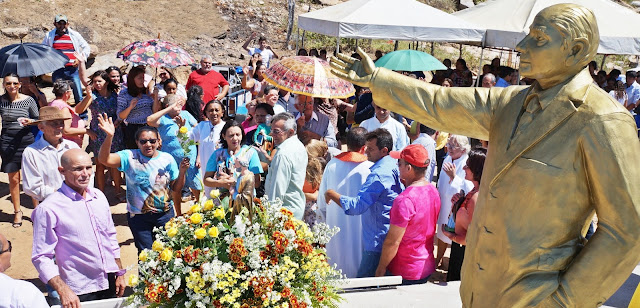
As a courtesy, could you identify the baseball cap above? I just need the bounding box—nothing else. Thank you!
[55,14,68,23]
[389,144,429,168]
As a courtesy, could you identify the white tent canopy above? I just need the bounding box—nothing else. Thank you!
[453,0,640,55]
[298,0,486,44]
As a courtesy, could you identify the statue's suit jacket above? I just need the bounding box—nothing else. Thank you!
[369,67,640,307]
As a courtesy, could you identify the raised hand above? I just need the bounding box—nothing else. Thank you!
[174,114,186,127]
[97,113,115,137]
[330,47,377,88]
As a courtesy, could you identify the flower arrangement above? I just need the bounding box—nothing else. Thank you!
[127,193,343,308]
[177,125,197,157]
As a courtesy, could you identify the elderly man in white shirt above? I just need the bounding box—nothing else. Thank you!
[22,107,79,204]
[264,112,308,219]
[0,232,50,308]
[434,135,473,270]
[359,102,409,151]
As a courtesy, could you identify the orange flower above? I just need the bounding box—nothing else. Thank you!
[280,208,293,217]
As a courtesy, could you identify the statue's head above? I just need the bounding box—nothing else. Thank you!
[515,4,598,86]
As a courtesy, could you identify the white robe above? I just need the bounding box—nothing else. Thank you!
[317,156,373,278]
[436,153,474,244]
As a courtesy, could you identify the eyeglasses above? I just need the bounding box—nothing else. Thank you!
[271,129,286,135]
[138,139,158,145]
[0,240,11,255]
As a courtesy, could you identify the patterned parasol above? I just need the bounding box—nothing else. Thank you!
[263,56,355,99]
[116,39,195,68]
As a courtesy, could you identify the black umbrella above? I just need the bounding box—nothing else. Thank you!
[0,43,69,77]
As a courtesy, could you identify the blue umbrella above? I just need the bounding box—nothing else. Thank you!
[375,49,447,72]
[0,43,69,77]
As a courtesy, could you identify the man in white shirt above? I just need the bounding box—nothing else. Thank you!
[22,106,79,205]
[359,102,409,151]
[411,124,437,183]
[265,113,308,219]
[242,32,279,68]
[625,71,640,110]
[0,233,50,308]
[317,127,372,278]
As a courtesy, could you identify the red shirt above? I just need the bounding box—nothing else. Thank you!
[52,33,76,66]
[186,70,229,103]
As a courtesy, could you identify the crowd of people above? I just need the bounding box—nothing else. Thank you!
[1,12,639,307]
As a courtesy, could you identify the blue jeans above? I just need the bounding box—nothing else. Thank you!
[357,250,382,278]
[52,66,88,121]
[127,208,175,252]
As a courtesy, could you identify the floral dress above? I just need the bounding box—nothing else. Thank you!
[89,91,125,156]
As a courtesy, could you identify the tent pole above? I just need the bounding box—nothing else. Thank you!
[475,46,485,87]
[336,36,340,54]
[600,55,607,71]
[394,40,399,51]
[459,44,462,58]
[355,39,358,50]
[430,42,434,55]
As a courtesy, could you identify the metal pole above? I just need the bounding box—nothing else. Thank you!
[394,40,399,51]
[475,46,485,87]
[430,42,434,55]
[459,44,462,58]
[336,36,340,54]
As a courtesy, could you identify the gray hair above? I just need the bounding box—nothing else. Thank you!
[448,135,471,153]
[200,55,213,62]
[162,94,181,109]
[483,73,496,83]
[52,80,71,98]
[271,112,297,133]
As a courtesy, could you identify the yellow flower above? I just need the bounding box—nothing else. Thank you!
[164,221,173,230]
[128,274,139,287]
[208,226,219,238]
[190,204,201,213]
[203,199,214,211]
[160,248,173,261]
[152,240,164,252]
[214,207,225,220]
[138,250,149,262]
[190,213,203,224]
[179,126,189,134]
[210,189,221,199]
[167,227,178,238]
[194,228,206,239]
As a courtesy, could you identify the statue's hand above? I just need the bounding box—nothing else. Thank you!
[330,47,376,88]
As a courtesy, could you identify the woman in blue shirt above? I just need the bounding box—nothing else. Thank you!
[204,121,262,206]
[147,94,202,206]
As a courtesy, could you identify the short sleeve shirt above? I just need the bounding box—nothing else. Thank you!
[117,149,179,214]
[248,47,275,68]
[205,145,263,176]
[388,184,441,280]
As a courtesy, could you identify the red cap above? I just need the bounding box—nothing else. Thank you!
[389,144,429,167]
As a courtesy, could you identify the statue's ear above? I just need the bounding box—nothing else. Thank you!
[566,37,589,67]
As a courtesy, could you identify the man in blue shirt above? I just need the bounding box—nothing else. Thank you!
[625,71,640,111]
[324,128,404,277]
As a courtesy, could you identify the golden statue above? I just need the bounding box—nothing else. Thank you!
[230,156,255,222]
[331,4,640,307]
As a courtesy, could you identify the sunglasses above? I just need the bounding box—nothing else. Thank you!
[138,139,158,145]
[0,240,11,255]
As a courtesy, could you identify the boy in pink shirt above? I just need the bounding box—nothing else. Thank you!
[376,144,440,284]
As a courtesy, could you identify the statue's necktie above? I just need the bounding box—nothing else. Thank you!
[516,95,541,135]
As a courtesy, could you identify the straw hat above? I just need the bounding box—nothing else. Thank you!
[30,106,71,124]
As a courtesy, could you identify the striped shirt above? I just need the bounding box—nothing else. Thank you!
[52,33,76,66]
[0,95,39,131]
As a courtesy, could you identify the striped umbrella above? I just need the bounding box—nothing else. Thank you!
[117,39,195,68]
[0,43,69,77]
[264,56,355,99]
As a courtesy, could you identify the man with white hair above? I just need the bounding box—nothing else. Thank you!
[482,73,496,88]
[264,112,308,219]
[434,135,473,272]
[186,55,230,103]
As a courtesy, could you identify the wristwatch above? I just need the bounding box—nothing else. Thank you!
[115,269,126,277]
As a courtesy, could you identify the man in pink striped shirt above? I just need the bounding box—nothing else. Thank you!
[32,149,125,308]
